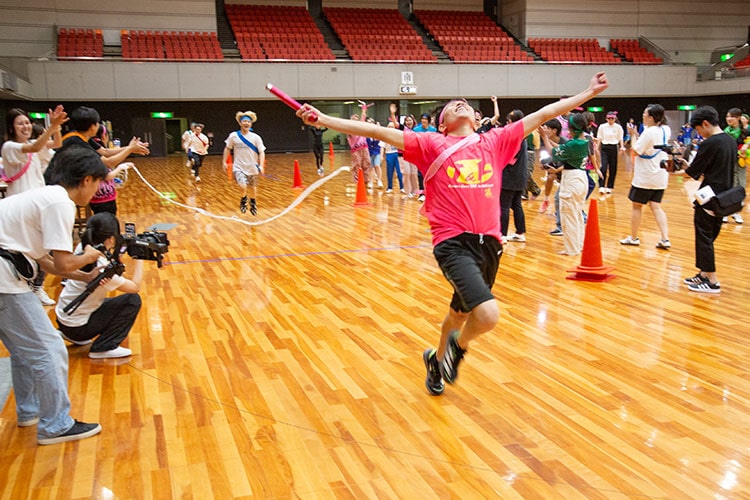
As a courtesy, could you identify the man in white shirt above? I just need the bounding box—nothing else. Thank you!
[596,110,625,194]
[0,145,108,445]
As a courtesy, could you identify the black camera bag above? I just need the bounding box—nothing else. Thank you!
[711,186,746,217]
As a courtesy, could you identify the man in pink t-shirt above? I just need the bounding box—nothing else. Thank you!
[296,72,609,396]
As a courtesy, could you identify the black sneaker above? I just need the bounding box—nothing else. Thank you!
[250,199,257,216]
[239,196,248,213]
[37,420,102,445]
[440,332,466,384]
[683,273,707,285]
[688,280,721,294]
[422,349,444,395]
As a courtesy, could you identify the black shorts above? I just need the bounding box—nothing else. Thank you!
[628,186,664,204]
[433,233,503,313]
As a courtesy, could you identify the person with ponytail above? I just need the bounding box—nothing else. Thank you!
[55,212,143,359]
[621,104,672,249]
[540,112,592,256]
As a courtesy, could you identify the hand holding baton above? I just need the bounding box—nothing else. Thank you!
[265,83,317,122]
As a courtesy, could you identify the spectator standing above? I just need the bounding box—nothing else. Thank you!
[596,111,625,194]
[620,104,672,249]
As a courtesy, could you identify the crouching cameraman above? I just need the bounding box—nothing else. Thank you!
[55,212,143,358]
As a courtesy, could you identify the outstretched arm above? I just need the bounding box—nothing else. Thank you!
[489,95,501,125]
[522,72,609,136]
[298,104,404,150]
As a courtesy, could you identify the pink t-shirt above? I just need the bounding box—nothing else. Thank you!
[404,120,524,246]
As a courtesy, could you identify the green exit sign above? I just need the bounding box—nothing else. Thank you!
[587,106,604,112]
[151,112,174,119]
[28,112,47,119]
[677,105,696,111]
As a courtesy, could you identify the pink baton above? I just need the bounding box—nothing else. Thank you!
[265,83,317,122]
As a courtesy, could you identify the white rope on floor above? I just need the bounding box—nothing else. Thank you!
[129,165,351,226]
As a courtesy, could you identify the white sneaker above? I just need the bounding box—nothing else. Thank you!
[619,236,640,246]
[508,233,526,242]
[722,217,728,223]
[33,287,56,306]
[367,182,374,189]
[598,187,605,194]
[732,213,744,224]
[655,239,671,249]
[195,176,201,182]
[377,181,384,188]
[605,188,612,194]
[88,346,132,359]
[400,189,406,194]
[385,189,393,194]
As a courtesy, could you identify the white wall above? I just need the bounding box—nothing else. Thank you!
[23,60,750,102]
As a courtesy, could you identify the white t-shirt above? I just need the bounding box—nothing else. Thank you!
[597,122,624,145]
[632,124,671,190]
[0,185,75,293]
[0,141,51,196]
[225,130,266,175]
[55,247,125,327]
[186,132,209,155]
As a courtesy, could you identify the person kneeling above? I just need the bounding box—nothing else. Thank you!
[55,213,143,358]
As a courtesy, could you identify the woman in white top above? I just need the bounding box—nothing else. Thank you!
[1,106,66,305]
[620,104,672,249]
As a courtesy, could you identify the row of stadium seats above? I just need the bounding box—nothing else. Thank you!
[57,28,103,59]
[121,30,223,62]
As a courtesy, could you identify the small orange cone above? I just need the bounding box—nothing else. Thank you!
[352,168,370,207]
[329,141,334,158]
[226,153,233,180]
[566,198,615,281]
[292,159,304,189]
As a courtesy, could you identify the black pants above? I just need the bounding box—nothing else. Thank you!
[599,144,619,189]
[694,205,723,273]
[313,144,323,168]
[58,293,141,353]
[192,154,206,177]
[500,189,526,236]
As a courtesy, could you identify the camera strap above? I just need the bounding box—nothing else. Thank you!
[638,126,667,159]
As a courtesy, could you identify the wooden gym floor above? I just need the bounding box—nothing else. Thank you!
[0,152,748,499]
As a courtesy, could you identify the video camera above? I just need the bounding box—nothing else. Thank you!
[122,222,170,268]
[654,144,685,172]
[62,223,170,314]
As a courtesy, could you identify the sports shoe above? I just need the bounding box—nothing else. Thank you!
[732,213,744,224]
[385,189,393,194]
[619,236,640,246]
[89,346,132,359]
[687,280,721,294]
[422,349,444,396]
[655,239,671,249]
[38,420,102,446]
[33,287,56,306]
[239,196,248,213]
[250,200,257,216]
[59,330,92,346]
[317,167,324,176]
[440,331,466,385]
[418,194,425,202]
[377,181,384,188]
[18,417,39,427]
[508,233,526,242]
[599,187,606,194]
[367,182,374,189]
[195,176,201,183]
[722,217,728,223]
[683,273,707,285]
[605,188,612,194]
[539,200,550,213]
[549,228,563,236]
[399,189,406,194]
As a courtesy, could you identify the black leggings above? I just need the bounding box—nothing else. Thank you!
[58,293,141,353]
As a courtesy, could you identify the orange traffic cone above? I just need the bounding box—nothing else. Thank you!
[292,159,304,189]
[226,152,233,180]
[329,141,334,158]
[352,168,370,207]
[566,198,616,281]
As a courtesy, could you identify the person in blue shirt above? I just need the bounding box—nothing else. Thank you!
[412,113,437,200]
